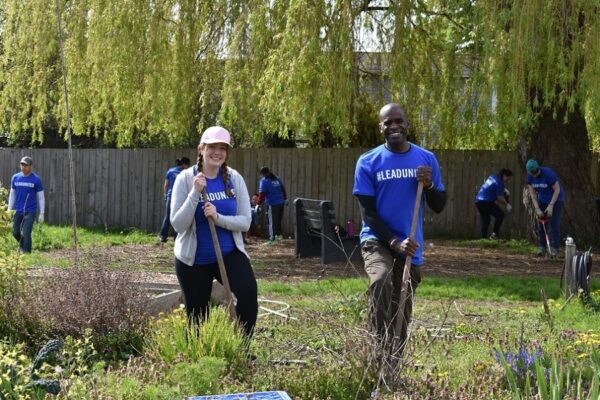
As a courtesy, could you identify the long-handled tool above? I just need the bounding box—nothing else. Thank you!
[394,181,424,350]
[538,217,552,259]
[202,188,237,320]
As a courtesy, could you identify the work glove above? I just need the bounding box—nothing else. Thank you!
[505,203,512,213]
[503,188,510,196]
[545,204,554,218]
[38,213,44,223]
[535,207,544,218]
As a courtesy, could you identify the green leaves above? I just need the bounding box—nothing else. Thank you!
[1,0,599,148]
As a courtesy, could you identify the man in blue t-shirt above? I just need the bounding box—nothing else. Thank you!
[475,168,513,240]
[525,159,565,258]
[353,103,447,363]
[257,166,287,242]
[8,156,45,253]
[158,157,191,242]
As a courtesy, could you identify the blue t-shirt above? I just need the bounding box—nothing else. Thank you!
[11,172,44,213]
[475,175,505,202]
[353,143,444,266]
[165,166,183,198]
[259,176,285,206]
[526,166,564,204]
[194,173,237,265]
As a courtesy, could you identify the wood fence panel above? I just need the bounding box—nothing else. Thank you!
[3,148,597,239]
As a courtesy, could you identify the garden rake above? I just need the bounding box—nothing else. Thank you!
[394,181,424,354]
[538,217,552,259]
[202,188,237,320]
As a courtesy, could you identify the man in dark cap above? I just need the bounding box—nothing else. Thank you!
[525,159,564,258]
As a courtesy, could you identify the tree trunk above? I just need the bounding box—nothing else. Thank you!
[518,104,600,245]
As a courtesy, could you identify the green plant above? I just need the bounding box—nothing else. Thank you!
[0,339,63,399]
[0,184,24,301]
[498,350,600,400]
[165,358,227,396]
[146,306,247,367]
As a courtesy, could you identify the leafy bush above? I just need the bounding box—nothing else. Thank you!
[145,306,247,367]
[0,183,24,307]
[0,339,71,399]
[0,267,151,358]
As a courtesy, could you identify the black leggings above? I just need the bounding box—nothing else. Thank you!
[475,201,505,238]
[175,249,258,338]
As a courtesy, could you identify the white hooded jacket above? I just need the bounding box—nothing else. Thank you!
[170,166,251,266]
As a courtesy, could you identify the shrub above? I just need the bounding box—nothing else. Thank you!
[0,184,25,319]
[145,306,247,368]
[0,339,65,399]
[1,267,151,358]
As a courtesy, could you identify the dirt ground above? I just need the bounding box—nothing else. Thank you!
[245,238,564,281]
[47,237,564,284]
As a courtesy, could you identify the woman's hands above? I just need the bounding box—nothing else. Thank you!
[193,172,218,222]
[194,172,206,193]
[203,202,218,222]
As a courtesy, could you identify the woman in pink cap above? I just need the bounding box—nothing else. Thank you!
[170,126,257,338]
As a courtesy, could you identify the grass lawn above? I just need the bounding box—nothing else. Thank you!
[4,224,600,399]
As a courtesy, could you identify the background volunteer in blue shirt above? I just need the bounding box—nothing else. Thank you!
[257,166,287,242]
[474,168,513,240]
[8,156,45,253]
[158,157,191,242]
[170,126,257,339]
[525,159,564,258]
[353,103,447,365]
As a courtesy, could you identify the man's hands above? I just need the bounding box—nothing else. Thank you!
[535,207,544,218]
[505,204,512,213]
[416,166,433,189]
[389,237,419,257]
[38,213,44,223]
[545,203,554,218]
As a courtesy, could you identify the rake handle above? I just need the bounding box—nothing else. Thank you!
[395,181,424,339]
[202,189,237,320]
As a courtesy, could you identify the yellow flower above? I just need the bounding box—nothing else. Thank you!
[577,353,589,359]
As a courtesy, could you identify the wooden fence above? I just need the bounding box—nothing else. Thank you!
[0,148,597,238]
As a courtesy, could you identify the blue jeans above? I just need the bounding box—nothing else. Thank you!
[12,212,36,253]
[537,202,563,249]
[159,196,176,240]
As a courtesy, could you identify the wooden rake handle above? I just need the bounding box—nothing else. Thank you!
[202,189,237,320]
[395,181,424,336]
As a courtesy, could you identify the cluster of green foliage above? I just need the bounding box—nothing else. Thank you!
[1,1,598,149]
[0,334,97,399]
[0,183,23,301]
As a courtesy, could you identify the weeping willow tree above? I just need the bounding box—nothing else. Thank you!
[473,1,600,240]
[0,0,231,147]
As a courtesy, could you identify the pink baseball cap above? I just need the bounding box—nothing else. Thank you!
[200,126,232,147]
